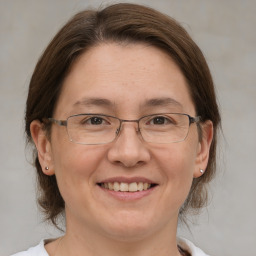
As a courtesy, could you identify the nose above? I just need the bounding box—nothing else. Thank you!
[107,123,151,168]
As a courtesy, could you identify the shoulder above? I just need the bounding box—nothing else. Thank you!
[10,240,49,256]
[178,237,210,256]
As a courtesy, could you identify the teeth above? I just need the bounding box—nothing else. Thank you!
[113,182,119,191]
[100,182,153,192]
[143,183,150,190]
[108,182,113,190]
[137,182,144,191]
[120,182,129,192]
[129,182,137,192]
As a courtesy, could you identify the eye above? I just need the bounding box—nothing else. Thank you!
[89,116,104,125]
[148,116,173,125]
[81,116,110,125]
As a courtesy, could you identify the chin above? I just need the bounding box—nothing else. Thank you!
[98,210,162,242]
[105,225,155,242]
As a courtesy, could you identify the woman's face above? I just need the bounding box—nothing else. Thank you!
[35,43,212,240]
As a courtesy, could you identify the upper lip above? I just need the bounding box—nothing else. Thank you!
[97,176,157,184]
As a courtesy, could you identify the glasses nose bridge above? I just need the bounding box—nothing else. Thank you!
[117,118,140,135]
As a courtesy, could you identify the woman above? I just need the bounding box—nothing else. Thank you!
[13,3,220,256]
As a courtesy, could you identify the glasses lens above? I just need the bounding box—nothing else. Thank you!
[140,113,190,143]
[66,114,119,145]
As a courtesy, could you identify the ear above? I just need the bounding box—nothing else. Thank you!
[193,120,213,178]
[30,120,55,176]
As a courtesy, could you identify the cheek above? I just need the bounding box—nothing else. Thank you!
[51,125,105,177]
[152,143,198,205]
[154,143,196,178]
[51,139,107,199]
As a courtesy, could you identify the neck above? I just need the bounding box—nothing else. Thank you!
[54,215,181,256]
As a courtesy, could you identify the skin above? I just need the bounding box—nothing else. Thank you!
[31,43,213,256]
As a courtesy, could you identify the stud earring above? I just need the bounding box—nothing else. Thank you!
[45,166,49,171]
[200,169,204,174]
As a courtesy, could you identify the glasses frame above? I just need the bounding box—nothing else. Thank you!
[46,113,201,145]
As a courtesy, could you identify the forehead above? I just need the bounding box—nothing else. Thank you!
[55,43,195,117]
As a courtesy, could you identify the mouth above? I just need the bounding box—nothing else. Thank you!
[97,182,157,192]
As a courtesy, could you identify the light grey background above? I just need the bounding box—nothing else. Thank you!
[1,0,255,255]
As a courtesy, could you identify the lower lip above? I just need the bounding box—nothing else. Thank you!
[98,186,157,201]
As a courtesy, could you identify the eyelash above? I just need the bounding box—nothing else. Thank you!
[81,116,110,125]
[146,116,174,125]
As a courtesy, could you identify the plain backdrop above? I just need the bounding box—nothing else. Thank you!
[1,0,255,255]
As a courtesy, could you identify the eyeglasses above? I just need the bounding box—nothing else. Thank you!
[47,113,200,145]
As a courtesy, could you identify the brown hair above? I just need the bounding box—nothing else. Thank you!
[25,3,221,226]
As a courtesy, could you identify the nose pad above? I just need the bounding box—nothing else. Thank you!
[115,121,140,139]
[115,128,120,136]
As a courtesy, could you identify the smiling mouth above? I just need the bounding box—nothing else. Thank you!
[97,182,157,192]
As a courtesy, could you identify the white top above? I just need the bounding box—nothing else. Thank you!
[11,237,210,256]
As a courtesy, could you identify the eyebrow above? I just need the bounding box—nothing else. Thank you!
[73,97,114,108]
[143,97,183,108]
[72,97,183,110]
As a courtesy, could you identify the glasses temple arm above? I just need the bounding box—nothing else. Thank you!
[48,118,67,126]
[189,116,201,124]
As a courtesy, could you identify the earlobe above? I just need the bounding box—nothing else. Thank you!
[30,120,55,176]
[193,120,213,178]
